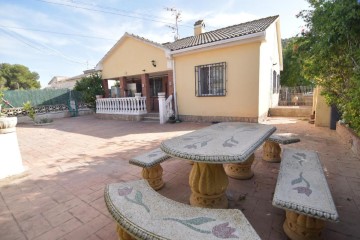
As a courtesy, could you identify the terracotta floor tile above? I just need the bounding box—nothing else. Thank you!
[18,214,52,240]
[0,213,26,240]
[32,218,82,240]
[68,203,101,223]
[95,223,118,240]
[1,116,359,240]
[45,212,74,227]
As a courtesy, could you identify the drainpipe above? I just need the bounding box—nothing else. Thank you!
[172,59,179,119]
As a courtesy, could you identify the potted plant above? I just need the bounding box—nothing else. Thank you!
[0,90,17,134]
[167,114,176,124]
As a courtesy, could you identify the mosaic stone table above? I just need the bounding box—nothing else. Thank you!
[160,122,276,208]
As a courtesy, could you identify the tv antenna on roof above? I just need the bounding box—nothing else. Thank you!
[165,7,181,40]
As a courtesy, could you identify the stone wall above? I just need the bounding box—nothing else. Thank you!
[95,113,144,121]
[17,109,94,124]
[179,115,259,123]
[336,121,360,155]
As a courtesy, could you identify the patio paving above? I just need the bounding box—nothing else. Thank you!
[0,115,359,240]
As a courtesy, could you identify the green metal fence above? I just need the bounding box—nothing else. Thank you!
[1,89,84,108]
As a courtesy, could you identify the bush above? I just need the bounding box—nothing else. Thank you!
[74,73,104,108]
[23,101,36,121]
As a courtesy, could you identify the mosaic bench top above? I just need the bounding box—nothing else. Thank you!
[160,122,276,163]
[272,148,339,222]
[129,148,171,168]
[268,133,300,145]
[105,180,261,240]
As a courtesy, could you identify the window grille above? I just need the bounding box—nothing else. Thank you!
[272,70,277,94]
[195,62,226,96]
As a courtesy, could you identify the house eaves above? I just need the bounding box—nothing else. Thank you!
[95,32,170,70]
[275,19,283,71]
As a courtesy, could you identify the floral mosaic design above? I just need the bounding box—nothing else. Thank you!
[184,139,212,149]
[117,186,241,239]
[291,172,312,197]
[182,134,213,150]
[163,217,239,239]
[118,187,150,212]
[223,136,239,148]
[292,152,307,166]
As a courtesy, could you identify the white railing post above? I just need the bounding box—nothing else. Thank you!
[158,92,166,124]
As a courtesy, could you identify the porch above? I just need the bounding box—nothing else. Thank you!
[97,70,174,123]
[101,70,174,114]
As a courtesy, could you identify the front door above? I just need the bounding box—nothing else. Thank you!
[149,77,164,112]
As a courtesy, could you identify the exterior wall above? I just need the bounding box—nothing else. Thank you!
[258,22,281,121]
[102,37,169,79]
[16,109,93,124]
[173,42,261,120]
[268,106,312,117]
[313,87,331,127]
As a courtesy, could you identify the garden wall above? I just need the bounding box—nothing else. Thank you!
[336,121,360,155]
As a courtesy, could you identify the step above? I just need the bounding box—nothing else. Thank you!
[144,113,160,118]
[142,113,159,122]
[269,106,312,117]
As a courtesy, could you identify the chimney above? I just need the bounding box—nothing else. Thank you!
[194,20,205,36]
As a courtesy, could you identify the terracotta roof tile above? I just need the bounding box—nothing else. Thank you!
[163,15,278,51]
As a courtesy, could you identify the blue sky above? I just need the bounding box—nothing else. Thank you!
[0,0,310,88]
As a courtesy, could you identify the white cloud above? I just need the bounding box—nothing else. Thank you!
[204,12,259,29]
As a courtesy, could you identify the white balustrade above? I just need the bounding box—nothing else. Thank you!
[159,93,174,124]
[96,97,147,115]
[165,95,174,118]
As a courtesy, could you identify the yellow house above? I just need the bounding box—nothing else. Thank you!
[96,15,282,122]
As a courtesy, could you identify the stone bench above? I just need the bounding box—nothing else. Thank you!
[272,148,339,240]
[263,133,300,162]
[105,179,261,240]
[129,148,170,190]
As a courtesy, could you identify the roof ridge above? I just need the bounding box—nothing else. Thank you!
[126,32,165,48]
[200,15,279,36]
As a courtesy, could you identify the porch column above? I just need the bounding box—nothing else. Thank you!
[102,79,109,98]
[162,76,167,97]
[167,70,174,96]
[119,77,127,97]
[141,73,150,112]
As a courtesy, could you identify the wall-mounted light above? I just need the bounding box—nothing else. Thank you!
[151,60,156,67]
